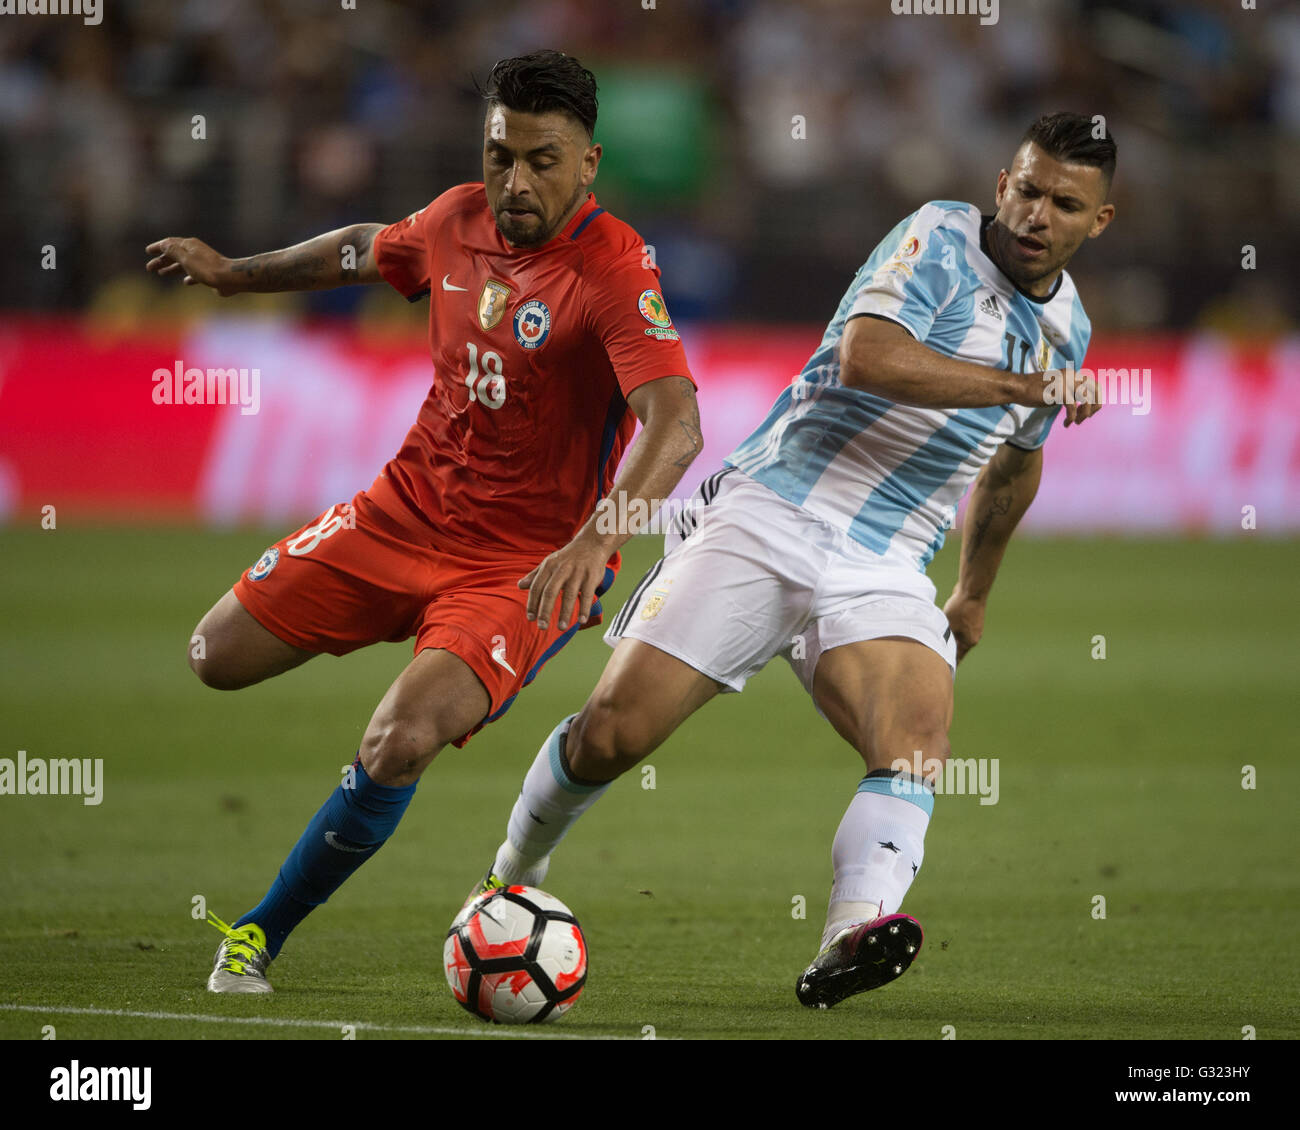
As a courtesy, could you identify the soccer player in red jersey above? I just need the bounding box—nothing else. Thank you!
[144,51,701,993]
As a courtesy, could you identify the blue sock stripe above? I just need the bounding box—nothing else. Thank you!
[857,772,935,817]
[546,716,606,795]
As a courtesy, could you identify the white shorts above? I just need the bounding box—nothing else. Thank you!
[604,469,957,696]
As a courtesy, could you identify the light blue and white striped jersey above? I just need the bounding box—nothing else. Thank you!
[726,201,1092,571]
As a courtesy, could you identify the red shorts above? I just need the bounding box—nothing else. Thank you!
[232,489,617,745]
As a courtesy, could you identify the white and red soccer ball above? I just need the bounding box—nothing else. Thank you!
[445,885,587,1024]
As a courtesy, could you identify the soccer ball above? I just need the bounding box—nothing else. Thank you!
[444,885,587,1024]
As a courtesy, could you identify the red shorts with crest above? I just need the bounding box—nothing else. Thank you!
[231,488,616,746]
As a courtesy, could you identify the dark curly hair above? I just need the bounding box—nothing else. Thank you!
[480,50,599,138]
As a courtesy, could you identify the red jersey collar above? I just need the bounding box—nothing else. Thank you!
[557,192,601,241]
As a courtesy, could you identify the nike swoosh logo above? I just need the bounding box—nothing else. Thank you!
[324,831,371,854]
[491,646,517,676]
[528,809,547,826]
[442,275,468,292]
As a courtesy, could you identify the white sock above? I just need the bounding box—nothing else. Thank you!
[490,839,550,888]
[821,773,934,949]
[491,714,612,886]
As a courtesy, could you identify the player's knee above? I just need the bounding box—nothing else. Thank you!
[188,605,248,690]
[359,717,443,784]
[188,640,248,691]
[567,697,652,782]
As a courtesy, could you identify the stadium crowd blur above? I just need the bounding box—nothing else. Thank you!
[1,0,1295,338]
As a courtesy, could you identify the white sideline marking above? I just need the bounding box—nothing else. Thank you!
[0,1003,638,1040]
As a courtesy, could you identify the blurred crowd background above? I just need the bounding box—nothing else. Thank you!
[1,0,1295,336]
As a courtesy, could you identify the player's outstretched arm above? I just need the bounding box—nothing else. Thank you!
[840,315,1100,426]
[521,374,702,632]
[942,442,1044,663]
[145,223,386,296]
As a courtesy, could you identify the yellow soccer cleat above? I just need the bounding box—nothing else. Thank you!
[205,911,273,994]
[452,870,508,930]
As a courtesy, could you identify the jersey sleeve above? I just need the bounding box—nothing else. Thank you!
[373,202,436,301]
[1005,405,1061,451]
[848,207,964,342]
[583,258,695,398]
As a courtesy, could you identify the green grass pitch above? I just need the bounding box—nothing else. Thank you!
[1,526,1296,1040]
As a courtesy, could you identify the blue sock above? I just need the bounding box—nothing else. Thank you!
[235,757,416,958]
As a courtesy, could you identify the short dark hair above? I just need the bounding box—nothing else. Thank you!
[480,50,599,138]
[1020,112,1117,193]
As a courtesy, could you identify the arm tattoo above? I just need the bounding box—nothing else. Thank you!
[232,224,379,291]
[338,225,375,283]
[968,493,1012,556]
[673,419,703,468]
[232,252,330,291]
[671,376,703,468]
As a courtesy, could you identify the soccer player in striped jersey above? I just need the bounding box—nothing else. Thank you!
[475,112,1116,1008]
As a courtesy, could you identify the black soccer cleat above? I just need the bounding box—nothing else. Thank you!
[796,913,923,1009]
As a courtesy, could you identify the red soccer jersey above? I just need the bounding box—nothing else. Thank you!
[369,184,693,556]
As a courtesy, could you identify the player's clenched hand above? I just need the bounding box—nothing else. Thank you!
[146,237,241,295]
[519,531,613,632]
[942,591,985,665]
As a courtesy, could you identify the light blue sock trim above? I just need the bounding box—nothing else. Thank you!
[857,772,935,818]
[546,715,606,795]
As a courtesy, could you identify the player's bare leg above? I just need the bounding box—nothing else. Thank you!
[812,636,954,778]
[480,639,720,891]
[359,647,491,786]
[208,647,489,992]
[567,638,721,780]
[189,589,317,689]
[796,636,954,1007]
